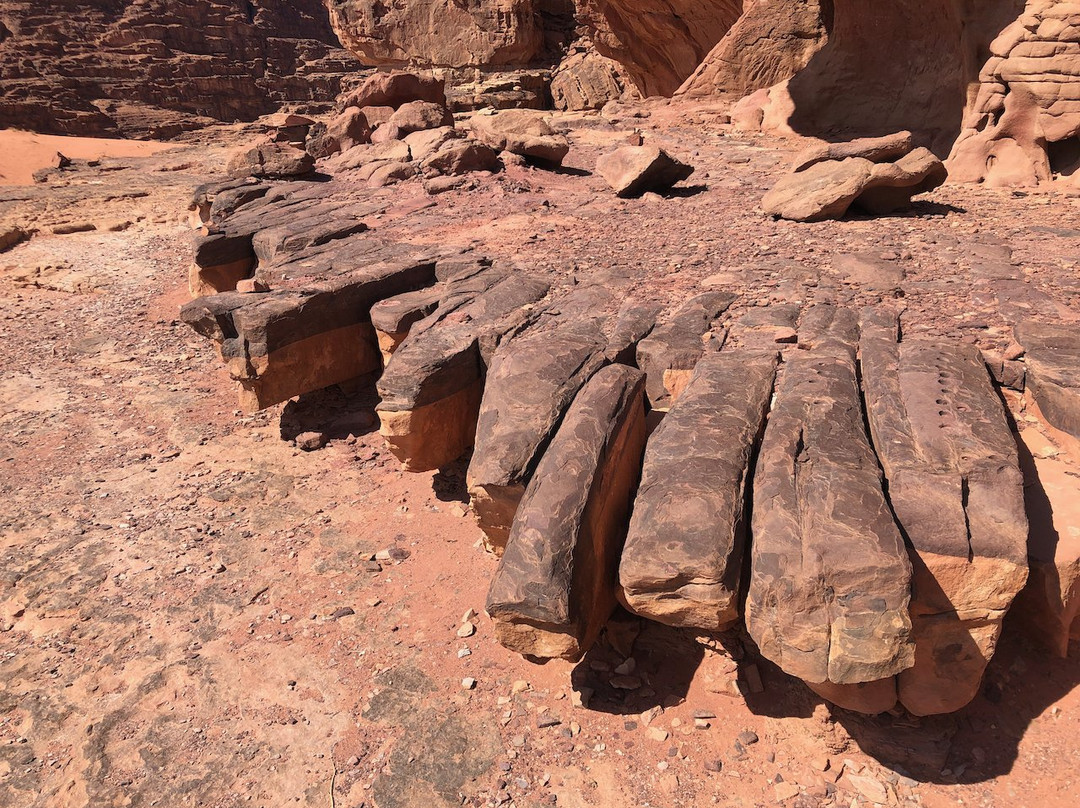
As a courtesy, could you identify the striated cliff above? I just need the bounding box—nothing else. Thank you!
[0,0,363,137]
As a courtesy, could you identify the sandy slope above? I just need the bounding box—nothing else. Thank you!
[0,130,176,185]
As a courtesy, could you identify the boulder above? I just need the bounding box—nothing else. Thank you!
[596,145,695,197]
[762,148,947,222]
[636,291,735,411]
[551,47,633,111]
[486,364,648,661]
[376,269,551,472]
[860,307,1029,716]
[791,131,915,172]
[746,306,914,706]
[0,225,29,253]
[342,71,448,111]
[319,106,373,157]
[227,141,315,180]
[421,140,501,177]
[468,110,570,166]
[388,101,455,135]
[368,161,418,188]
[619,351,778,630]
[405,127,461,162]
[370,287,446,362]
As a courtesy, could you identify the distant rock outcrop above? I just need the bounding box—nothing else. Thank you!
[0,0,363,137]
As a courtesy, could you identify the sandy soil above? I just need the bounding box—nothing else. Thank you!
[0,130,177,186]
[1,108,1080,808]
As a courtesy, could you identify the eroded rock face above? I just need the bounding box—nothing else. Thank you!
[678,0,831,99]
[325,0,544,68]
[949,2,1080,186]
[0,0,362,137]
[577,0,744,96]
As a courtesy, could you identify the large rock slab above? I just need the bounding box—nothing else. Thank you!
[376,268,551,472]
[746,306,914,706]
[1013,319,1080,442]
[596,146,694,198]
[619,350,777,629]
[467,285,624,553]
[1010,416,1080,658]
[636,291,736,410]
[860,307,1029,716]
[180,246,446,411]
[486,364,647,661]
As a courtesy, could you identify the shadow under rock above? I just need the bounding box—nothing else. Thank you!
[279,374,380,443]
[571,609,705,716]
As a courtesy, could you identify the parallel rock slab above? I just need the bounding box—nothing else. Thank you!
[486,365,647,661]
[467,301,613,553]
[1010,416,1080,658]
[619,350,777,630]
[860,307,1029,716]
[376,269,551,472]
[1013,319,1080,442]
[636,291,736,410]
[746,306,914,701]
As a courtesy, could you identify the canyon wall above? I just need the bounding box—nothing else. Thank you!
[0,0,362,137]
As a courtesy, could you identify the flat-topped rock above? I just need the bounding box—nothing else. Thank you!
[619,350,777,630]
[487,364,647,661]
[746,306,914,703]
[636,291,736,410]
[467,285,619,552]
[860,307,1029,716]
[468,110,570,166]
[377,268,551,472]
[180,245,448,411]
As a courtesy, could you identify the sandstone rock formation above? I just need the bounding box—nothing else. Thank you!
[949,2,1080,187]
[0,0,362,137]
[325,0,544,69]
[596,145,694,197]
[376,267,551,472]
[486,364,647,660]
[551,44,635,111]
[466,285,622,552]
[860,307,1029,716]
[762,148,948,222]
[746,306,915,709]
[636,292,734,410]
[677,0,831,99]
[468,110,571,166]
[1014,319,1080,441]
[619,351,777,630]
[577,0,743,97]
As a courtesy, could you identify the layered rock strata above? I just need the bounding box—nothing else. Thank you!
[0,0,362,137]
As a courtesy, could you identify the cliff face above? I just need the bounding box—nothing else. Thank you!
[324,0,545,69]
[0,0,363,137]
